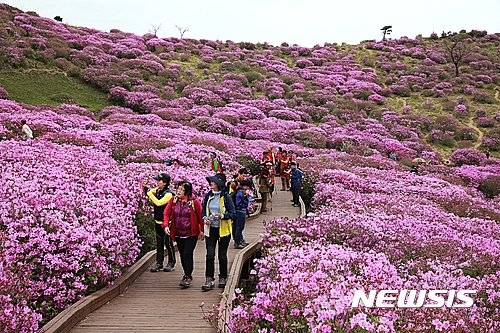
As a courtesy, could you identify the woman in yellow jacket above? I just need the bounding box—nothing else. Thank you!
[201,173,236,291]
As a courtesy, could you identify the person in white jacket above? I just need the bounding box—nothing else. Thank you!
[21,120,33,139]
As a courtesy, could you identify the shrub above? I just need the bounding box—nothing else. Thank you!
[477,117,496,128]
[0,86,8,99]
[472,91,495,104]
[449,148,486,166]
[478,175,500,198]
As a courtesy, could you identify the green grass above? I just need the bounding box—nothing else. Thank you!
[0,70,113,111]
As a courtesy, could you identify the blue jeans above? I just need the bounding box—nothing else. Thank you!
[234,210,247,244]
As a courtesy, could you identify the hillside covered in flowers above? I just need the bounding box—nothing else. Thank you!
[0,3,500,332]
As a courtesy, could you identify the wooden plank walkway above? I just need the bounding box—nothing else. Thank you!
[68,180,301,332]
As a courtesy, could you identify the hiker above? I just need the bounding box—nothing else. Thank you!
[279,151,290,191]
[485,149,490,159]
[142,173,176,273]
[275,147,283,176]
[233,179,253,249]
[228,168,250,244]
[229,168,249,193]
[162,181,204,288]
[390,152,397,161]
[209,152,224,173]
[282,163,292,190]
[20,119,33,139]
[290,161,302,207]
[258,167,271,213]
[260,151,270,165]
[266,146,275,166]
[410,165,419,174]
[266,162,275,199]
[201,173,236,291]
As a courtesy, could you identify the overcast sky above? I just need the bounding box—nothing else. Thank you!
[5,0,500,47]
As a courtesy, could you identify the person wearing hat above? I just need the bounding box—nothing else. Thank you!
[142,173,176,272]
[201,173,236,291]
[290,162,301,207]
[209,152,224,173]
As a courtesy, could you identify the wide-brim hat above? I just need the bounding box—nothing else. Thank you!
[206,173,226,190]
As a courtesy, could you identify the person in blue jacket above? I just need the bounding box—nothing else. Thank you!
[290,161,302,207]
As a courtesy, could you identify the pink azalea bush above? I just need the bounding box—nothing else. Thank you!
[229,154,500,332]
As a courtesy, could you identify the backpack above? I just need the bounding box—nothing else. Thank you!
[230,187,245,210]
[297,168,305,185]
[217,157,226,172]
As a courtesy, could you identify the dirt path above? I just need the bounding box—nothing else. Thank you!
[495,86,499,101]
[468,115,484,149]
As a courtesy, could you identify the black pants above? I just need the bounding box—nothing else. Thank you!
[291,185,300,205]
[205,226,231,279]
[176,236,198,278]
[155,222,176,266]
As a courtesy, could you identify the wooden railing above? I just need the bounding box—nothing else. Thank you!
[40,250,157,333]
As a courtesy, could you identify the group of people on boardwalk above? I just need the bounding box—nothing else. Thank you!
[141,166,255,291]
[258,147,303,211]
[142,148,303,292]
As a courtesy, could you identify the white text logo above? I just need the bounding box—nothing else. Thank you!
[351,290,476,308]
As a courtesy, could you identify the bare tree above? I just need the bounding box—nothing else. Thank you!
[175,25,189,38]
[149,24,162,37]
[443,33,474,77]
[381,25,392,41]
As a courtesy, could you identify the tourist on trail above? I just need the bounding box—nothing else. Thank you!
[20,119,33,139]
[410,165,419,174]
[229,168,249,193]
[266,146,275,166]
[228,168,249,244]
[258,167,271,212]
[290,162,301,207]
[485,149,490,159]
[233,179,253,249]
[276,147,283,176]
[279,151,290,191]
[260,151,270,166]
[390,152,397,161]
[142,173,176,273]
[202,173,236,291]
[162,181,204,288]
[266,162,275,199]
[288,150,296,162]
[209,152,224,173]
[282,163,292,191]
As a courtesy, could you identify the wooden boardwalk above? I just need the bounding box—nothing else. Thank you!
[67,181,301,333]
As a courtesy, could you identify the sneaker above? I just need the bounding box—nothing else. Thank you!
[280,188,286,191]
[163,263,175,272]
[180,275,192,288]
[234,243,247,249]
[290,199,294,202]
[218,277,227,288]
[202,277,215,291]
[242,240,249,246]
[293,204,299,207]
[150,263,163,272]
